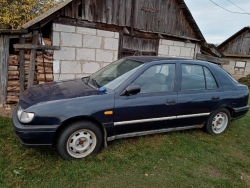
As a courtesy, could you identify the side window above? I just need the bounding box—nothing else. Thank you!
[181,65,205,91]
[204,67,218,89]
[133,64,175,93]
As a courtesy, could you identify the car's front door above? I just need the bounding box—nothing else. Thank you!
[114,63,179,136]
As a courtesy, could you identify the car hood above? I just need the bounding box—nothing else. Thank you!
[19,79,102,109]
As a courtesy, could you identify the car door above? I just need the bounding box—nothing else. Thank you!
[177,63,223,126]
[113,63,179,136]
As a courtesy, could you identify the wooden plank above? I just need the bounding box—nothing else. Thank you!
[14,44,60,50]
[19,35,25,94]
[196,53,229,65]
[0,35,9,104]
[28,31,39,88]
[0,29,28,34]
[224,54,250,58]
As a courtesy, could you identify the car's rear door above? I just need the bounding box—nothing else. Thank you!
[177,63,223,126]
[113,63,179,136]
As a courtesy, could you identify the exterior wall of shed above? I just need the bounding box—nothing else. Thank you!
[52,23,200,80]
[222,57,250,80]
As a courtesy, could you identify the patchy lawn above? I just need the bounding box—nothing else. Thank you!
[1,110,250,187]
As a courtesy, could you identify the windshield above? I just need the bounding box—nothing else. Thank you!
[88,59,143,91]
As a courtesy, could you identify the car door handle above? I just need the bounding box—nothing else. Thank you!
[166,99,176,105]
[212,97,220,100]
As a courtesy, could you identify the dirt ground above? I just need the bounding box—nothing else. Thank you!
[0,104,16,118]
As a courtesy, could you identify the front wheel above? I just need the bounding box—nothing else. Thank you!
[57,121,103,160]
[205,108,231,135]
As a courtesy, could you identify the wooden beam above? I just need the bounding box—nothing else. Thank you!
[0,29,28,34]
[224,54,250,58]
[196,53,229,65]
[14,44,60,50]
[19,35,25,94]
[28,31,39,88]
[0,35,9,104]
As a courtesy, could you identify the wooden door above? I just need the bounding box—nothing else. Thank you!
[119,34,159,58]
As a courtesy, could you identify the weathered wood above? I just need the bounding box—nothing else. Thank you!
[36,57,53,63]
[0,35,9,104]
[28,30,39,88]
[0,29,28,34]
[196,53,229,65]
[224,54,250,58]
[19,35,25,94]
[14,44,60,50]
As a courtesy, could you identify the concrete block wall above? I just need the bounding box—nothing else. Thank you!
[158,39,199,59]
[222,57,250,78]
[52,23,119,80]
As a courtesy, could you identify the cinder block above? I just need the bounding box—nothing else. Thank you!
[114,32,119,39]
[113,51,118,61]
[53,23,75,33]
[59,74,76,80]
[54,47,75,61]
[82,62,101,74]
[61,33,82,47]
[76,48,96,61]
[97,30,114,37]
[180,47,192,57]
[76,27,97,35]
[158,45,169,55]
[83,35,102,49]
[174,41,185,47]
[185,43,196,48]
[53,60,60,73]
[53,73,60,81]
[104,38,119,50]
[161,39,174,45]
[96,49,113,62]
[76,74,90,78]
[169,46,180,56]
[52,32,60,46]
[61,61,81,73]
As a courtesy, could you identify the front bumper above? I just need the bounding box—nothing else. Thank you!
[232,105,249,120]
[12,106,59,147]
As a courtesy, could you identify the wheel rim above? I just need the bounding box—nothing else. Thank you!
[67,129,97,158]
[212,112,228,134]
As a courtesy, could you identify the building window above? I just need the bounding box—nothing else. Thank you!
[235,61,246,69]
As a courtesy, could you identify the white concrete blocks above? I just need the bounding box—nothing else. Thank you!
[61,33,82,47]
[76,48,96,61]
[53,23,75,33]
[180,47,192,57]
[54,47,75,61]
[97,30,114,37]
[161,40,174,45]
[174,41,185,47]
[96,49,113,62]
[158,45,169,55]
[169,46,181,56]
[82,62,101,74]
[52,32,60,46]
[53,60,60,74]
[61,61,81,73]
[76,27,96,35]
[104,38,119,50]
[83,35,102,48]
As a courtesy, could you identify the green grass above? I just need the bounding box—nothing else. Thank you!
[1,113,250,188]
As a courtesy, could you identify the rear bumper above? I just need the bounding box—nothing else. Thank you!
[12,106,58,147]
[232,105,249,120]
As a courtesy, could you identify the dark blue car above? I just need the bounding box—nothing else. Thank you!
[13,57,249,160]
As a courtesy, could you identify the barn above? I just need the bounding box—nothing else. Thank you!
[0,0,227,105]
[218,26,250,80]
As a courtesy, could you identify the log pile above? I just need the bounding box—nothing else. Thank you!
[6,37,54,104]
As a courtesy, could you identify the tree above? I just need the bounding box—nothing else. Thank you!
[0,0,61,29]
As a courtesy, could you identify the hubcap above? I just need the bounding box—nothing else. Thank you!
[67,129,97,158]
[212,112,228,134]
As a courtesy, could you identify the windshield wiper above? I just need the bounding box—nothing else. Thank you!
[92,78,100,89]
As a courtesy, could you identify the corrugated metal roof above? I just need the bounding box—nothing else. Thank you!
[22,0,73,29]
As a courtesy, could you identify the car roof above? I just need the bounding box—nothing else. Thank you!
[124,56,207,64]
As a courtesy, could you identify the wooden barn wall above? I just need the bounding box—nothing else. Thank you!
[60,0,196,39]
[220,30,250,55]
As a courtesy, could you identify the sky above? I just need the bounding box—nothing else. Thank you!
[184,0,250,44]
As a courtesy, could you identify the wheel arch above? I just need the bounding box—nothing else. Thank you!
[53,116,108,148]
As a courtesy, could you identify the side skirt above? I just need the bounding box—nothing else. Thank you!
[107,125,201,141]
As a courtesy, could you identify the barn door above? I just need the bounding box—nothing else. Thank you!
[118,34,159,58]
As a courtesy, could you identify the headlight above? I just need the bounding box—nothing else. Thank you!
[17,106,35,123]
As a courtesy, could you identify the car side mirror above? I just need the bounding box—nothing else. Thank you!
[121,85,141,96]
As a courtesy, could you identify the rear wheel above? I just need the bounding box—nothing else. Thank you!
[57,121,102,160]
[205,108,230,135]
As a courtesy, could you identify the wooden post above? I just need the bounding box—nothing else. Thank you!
[28,30,38,88]
[0,35,9,105]
[19,35,25,94]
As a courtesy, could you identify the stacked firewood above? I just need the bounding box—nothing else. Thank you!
[7,55,20,103]
[6,37,54,104]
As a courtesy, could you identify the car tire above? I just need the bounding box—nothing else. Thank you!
[57,121,103,160]
[205,108,231,135]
